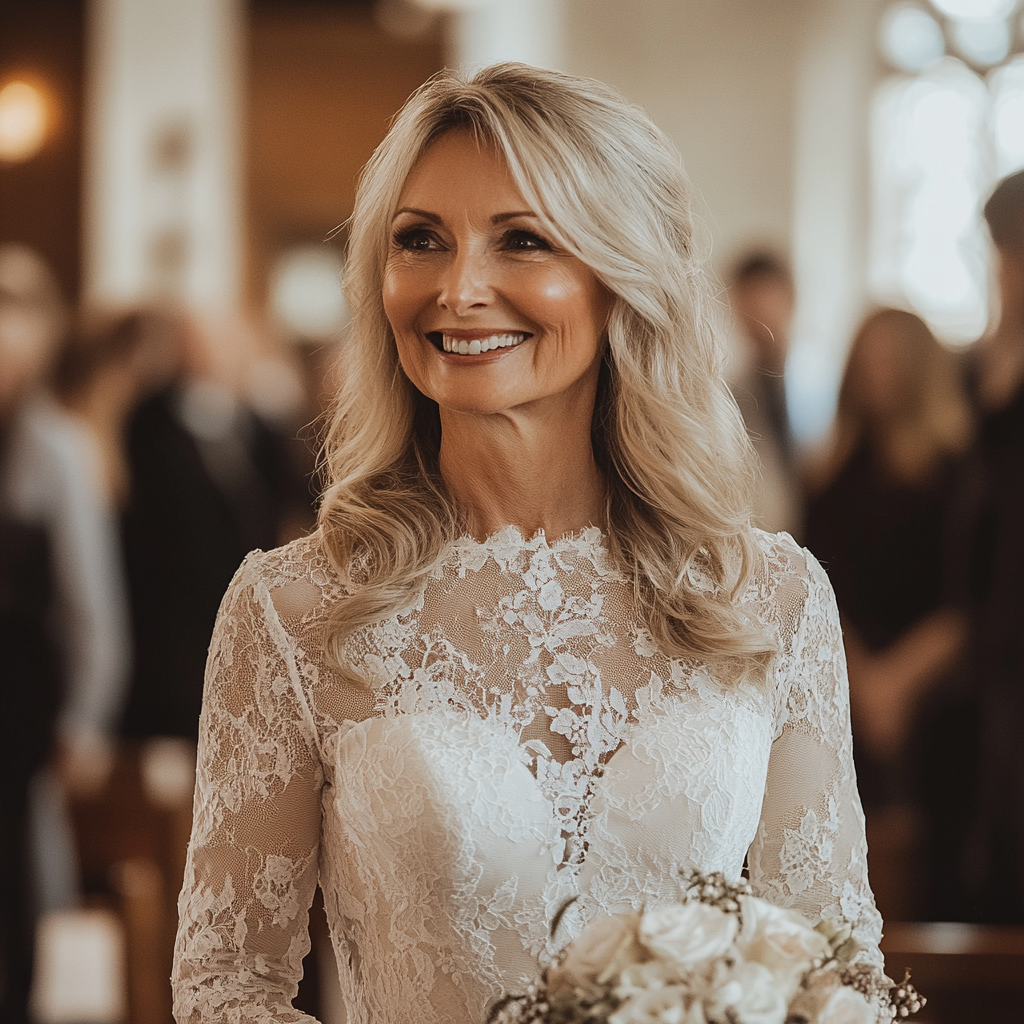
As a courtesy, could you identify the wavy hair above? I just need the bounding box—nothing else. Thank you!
[319,63,774,683]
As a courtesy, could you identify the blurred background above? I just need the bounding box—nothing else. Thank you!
[2,0,1024,1022]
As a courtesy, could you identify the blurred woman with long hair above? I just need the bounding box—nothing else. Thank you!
[805,307,973,915]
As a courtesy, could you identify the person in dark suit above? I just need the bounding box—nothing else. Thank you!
[950,170,1024,922]
[120,313,296,740]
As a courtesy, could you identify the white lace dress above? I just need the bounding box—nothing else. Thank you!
[171,527,883,1024]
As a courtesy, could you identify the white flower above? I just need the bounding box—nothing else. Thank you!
[638,903,738,968]
[609,986,702,1024]
[538,579,564,610]
[548,912,643,999]
[736,896,831,997]
[704,961,788,1024]
[616,960,688,998]
[817,985,876,1024]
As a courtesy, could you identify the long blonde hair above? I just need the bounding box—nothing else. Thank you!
[319,63,774,683]
[816,307,973,490]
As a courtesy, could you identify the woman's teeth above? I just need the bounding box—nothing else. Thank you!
[441,332,527,355]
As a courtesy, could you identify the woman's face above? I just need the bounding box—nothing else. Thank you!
[382,131,612,420]
[852,320,906,421]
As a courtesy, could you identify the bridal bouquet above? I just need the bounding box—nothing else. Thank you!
[489,872,924,1024]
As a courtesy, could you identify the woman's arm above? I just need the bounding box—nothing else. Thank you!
[747,547,885,968]
[172,555,324,1024]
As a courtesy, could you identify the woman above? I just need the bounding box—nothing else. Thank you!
[804,308,972,917]
[173,65,882,1024]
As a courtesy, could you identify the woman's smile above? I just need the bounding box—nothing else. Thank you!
[433,330,529,355]
[382,130,612,418]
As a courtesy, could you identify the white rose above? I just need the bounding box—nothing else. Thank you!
[736,897,831,996]
[705,961,788,1024]
[609,986,702,1024]
[638,903,738,968]
[817,986,876,1024]
[616,960,688,998]
[548,912,643,999]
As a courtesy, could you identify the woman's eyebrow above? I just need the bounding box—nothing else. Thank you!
[392,208,540,224]
[392,207,442,223]
[492,211,539,223]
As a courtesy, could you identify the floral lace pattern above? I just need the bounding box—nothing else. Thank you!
[172,527,884,1024]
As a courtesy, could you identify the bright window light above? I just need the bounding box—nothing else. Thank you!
[952,17,1012,64]
[882,5,946,72]
[870,59,990,343]
[930,0,1018,21]
[991,56,1024,174]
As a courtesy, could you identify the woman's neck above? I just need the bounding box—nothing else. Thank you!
[438,408,607,541]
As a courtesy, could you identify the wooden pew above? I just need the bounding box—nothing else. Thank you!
[881,922,1024,1023]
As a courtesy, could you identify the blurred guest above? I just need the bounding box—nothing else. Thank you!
[120,313,297,741]
[4,301,157,913]
[952,169,1024,922]
[0,244,66,1024]
[804,309,973,917]
[728,250,802,537]
[44,312,161,789]
[806,310,971,792]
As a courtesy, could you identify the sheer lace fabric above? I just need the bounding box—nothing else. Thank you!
[172,528,884,1024]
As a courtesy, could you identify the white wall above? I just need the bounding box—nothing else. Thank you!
[562,0,813,269]
[789,0,882,441]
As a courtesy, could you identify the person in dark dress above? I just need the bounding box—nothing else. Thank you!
[804,308,973,918]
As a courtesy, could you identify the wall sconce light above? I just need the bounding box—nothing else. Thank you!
[0,80,49,164]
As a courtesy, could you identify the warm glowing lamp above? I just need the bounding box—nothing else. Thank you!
[0,81,49,163]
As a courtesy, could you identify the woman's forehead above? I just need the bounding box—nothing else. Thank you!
[396,131,534,217]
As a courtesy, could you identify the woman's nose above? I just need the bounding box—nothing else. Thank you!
[437,247,493,314]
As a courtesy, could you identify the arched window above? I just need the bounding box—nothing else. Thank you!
[870,0,1024,344]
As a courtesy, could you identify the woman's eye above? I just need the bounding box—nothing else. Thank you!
[393,228,439,252]
[503,230,550,251]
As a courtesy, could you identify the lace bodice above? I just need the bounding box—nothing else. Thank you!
[172,527,883,1024]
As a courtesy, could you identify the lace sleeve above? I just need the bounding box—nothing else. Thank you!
[172,554,325,1024]
[747,546,885,969]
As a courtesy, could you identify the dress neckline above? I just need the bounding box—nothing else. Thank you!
[446,524,621,579]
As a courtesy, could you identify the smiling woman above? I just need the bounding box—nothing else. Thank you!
[172,64,886,1024]
[383,131,612,536]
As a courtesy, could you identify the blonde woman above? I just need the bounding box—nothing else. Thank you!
[173,65,883,1024]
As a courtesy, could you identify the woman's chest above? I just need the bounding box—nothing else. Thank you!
[310,546,780,898]
[317,679,776,898]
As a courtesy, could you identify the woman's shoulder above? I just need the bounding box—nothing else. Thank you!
[744,528,833,653]
[749,527,816,588]
[226,530,345,620]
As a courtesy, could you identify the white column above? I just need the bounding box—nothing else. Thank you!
[788,0,882,444]
[82,0,245,311]
[445,0,564,74]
